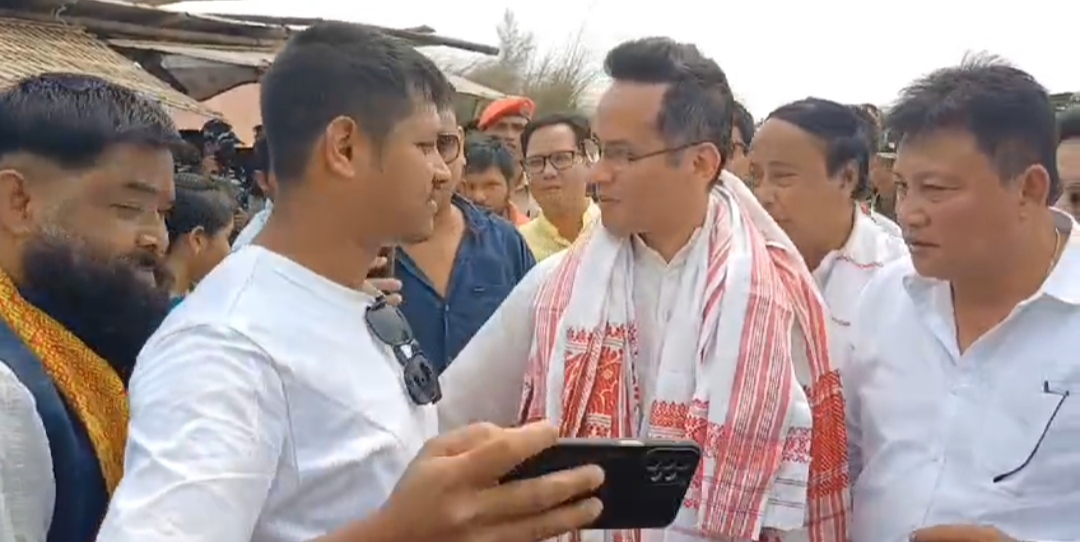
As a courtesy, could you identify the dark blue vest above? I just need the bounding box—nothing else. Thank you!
[0,319,109,542]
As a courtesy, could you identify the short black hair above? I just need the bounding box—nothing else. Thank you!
[1058,106,1080,144]
[520,113,592,155]
[260,21,454,183]
[464,135,515,183]
[252,135,269,173]
[603,37,735,171]
[732,101,755,147]
[885,54,1059,203]
[769,98,873,200]
[0,73,180,169]
[849,104,883,154]
[167,172,236,252]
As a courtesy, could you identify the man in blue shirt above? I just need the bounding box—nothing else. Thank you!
[395,108,535,373]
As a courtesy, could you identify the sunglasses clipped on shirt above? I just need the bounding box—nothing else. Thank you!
[365,295,442,405]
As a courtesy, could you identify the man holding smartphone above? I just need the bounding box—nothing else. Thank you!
[95,22,599,542]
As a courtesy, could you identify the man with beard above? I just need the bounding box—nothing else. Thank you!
[97,22,602,542]
[0,73,175,542]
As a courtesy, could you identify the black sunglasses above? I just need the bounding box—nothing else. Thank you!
[365,296,441,405]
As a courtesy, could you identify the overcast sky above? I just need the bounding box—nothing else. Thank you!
[170,0,1077,118]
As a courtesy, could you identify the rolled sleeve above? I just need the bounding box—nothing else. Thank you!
[97,324,288,542]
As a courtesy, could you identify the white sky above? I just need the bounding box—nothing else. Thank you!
[170,0,1077,118]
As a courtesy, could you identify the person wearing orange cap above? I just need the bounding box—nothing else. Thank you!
[478,96,541,219]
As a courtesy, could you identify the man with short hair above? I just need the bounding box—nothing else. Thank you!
[98,22,600,542]
[461,136,528,224]
[1054,106,1080,220]
[847,56,1080,542]
[727,100,755,180]
[396,108,534,373]
[0,73,176,542]
[518,113,600,261]
[441,37,849,542]
[478,96,540,218]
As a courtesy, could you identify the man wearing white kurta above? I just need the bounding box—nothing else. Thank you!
[813,209,907,366]
[440,38,850,542]
[846,58,1080,542]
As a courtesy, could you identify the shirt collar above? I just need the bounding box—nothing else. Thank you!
[903,209,1080,307]
[534,201,599,242]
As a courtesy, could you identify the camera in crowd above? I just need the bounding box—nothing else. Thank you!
[175,120,267,213]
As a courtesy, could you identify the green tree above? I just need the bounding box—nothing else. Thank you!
[456,10,598,116]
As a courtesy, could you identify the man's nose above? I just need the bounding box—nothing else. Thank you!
[138,225,167,258]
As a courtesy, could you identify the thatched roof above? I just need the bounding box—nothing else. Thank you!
[0,17,215,115]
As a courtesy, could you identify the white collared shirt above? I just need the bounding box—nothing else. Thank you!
[846,211,1080,542]
[98,246,437,542]
[438,232,699,431]
[812,209,907,370]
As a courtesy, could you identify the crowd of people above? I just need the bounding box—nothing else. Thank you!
[0,17,1078,542]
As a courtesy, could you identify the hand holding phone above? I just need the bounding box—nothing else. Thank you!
[379,423,604,542]
[500,438,701,530]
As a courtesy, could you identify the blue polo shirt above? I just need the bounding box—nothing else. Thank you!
[395,195,535,373]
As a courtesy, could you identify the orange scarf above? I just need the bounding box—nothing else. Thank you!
[0,269,128,494]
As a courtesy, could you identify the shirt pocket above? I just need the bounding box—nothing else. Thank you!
[982,380,1080,498]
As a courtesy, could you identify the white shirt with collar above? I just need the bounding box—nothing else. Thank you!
[846,211,1080,542]
[97,246,437,542]
[812,208,907,370]
[438,230,701,431]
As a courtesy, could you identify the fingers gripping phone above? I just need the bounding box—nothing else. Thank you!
[500,439,702,530]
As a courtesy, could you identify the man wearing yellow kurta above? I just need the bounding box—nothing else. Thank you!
[517,114,600,261]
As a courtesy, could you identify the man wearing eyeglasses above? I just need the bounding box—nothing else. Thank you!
[394,108,535,373]
[518,113,600,262]
[441,37,848,542]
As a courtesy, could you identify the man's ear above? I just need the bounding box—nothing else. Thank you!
[0,168,33,236]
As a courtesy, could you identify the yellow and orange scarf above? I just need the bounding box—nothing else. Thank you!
[0,269,128,494]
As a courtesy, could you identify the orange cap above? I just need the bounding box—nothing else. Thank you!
[478,96,536,130]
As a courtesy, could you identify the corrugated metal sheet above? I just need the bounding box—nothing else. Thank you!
[110,39,505,101]
[0,18,217,116]
[109,39,274,67]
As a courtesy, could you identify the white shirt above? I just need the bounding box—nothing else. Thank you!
[439,233,698,432]
[98,246,437,542]
[812,209,907,370]
[846,212,1080,542]
[231,201,272,251]
[0,364,54,542]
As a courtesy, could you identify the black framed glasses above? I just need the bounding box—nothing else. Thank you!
[365,295,441,405]
[596,140,707,170]
[522,140,599,176]
[437,133,461,164]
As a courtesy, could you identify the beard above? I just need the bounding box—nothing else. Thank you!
[18,231,172,383]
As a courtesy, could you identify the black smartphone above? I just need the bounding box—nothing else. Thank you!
[500,438,701,530]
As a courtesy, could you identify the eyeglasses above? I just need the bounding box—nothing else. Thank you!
[993,380,1070,483]
[437,133,461,164]
[364,295,441,405]
[596,140,707,170]
[523,140,599,176]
